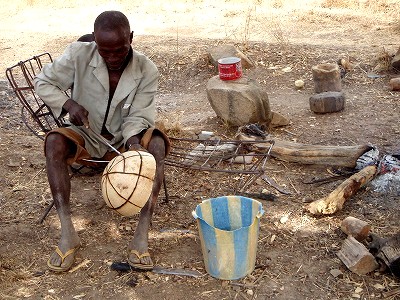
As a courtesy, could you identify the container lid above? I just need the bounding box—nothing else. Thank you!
[218,57,241,65]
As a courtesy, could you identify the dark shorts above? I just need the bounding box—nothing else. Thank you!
[44,127,170,167]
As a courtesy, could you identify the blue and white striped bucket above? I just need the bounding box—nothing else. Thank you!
[192,195,264,280]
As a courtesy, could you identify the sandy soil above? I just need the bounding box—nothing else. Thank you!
[1,1,400,299]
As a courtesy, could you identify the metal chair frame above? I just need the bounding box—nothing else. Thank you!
[5,52,69,140]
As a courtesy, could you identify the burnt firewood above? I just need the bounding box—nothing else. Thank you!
[367,232,400,277]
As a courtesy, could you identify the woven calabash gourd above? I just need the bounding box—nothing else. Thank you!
[101,150,156,216]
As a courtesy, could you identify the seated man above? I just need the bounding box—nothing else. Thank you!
[34,10,169,272]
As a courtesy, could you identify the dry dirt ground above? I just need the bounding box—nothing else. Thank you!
[1,1,400,299]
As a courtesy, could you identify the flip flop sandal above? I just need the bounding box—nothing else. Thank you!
[47,245,80,272]
[128,249,154,270]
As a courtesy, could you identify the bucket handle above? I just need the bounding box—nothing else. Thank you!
[192,209,264,220]
[192,210,199,220]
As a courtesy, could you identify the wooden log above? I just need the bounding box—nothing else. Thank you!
[306,165,377,215]
[340,216,371,241]
[337,236,379,275]
[242,134,372,168]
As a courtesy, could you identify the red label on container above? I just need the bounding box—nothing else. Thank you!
[218,57,242,81]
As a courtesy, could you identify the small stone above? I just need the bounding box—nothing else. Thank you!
[232,152,254,164]
[280,216,289,224]
[270,234,276,244]
[373,283,385,290]
[295,79,304,89]
[246,289,254,296]
[270,111,290,128]
[104,260,113,266]
[330,268,343,278]
[302,197,314,203]
[198,131,214,140]
[355,287,363,294]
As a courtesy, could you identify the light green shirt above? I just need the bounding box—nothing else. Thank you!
[34,41,159,158]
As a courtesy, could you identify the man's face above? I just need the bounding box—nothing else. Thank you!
[94,28,132,71]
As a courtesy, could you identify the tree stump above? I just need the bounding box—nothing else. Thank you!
[309,91,345,113]
[312,63,342,93]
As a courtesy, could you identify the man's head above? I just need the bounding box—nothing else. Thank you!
[77,33,95,42]
[93,11,133,71]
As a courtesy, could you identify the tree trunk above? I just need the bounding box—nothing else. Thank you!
[312,63,342,93]
[245,135,372,168]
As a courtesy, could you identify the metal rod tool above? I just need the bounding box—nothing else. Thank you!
[85,126,122,155]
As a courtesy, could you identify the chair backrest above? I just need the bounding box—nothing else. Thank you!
[5,53,67,140]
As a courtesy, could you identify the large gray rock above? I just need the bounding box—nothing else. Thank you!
[392,47,400,71]
[206,75,272,126]
[208,44,254,69]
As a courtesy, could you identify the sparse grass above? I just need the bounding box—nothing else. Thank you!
[156,113,184,136]
[221,0,399,51]
[15,0,400,13]
[5,0,399,52]
[373,47,393,72]
[320,0,400,19]
[266,17,290,48]
[242,5,255,49]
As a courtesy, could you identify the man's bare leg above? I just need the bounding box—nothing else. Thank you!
[45,133,80,271]
[128,135,165,268]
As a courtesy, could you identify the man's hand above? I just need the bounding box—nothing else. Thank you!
[126,134,147,152]
[63,99,89,128]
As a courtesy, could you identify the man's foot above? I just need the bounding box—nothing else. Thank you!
[47,239,81,272]
[128,249,154,270]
